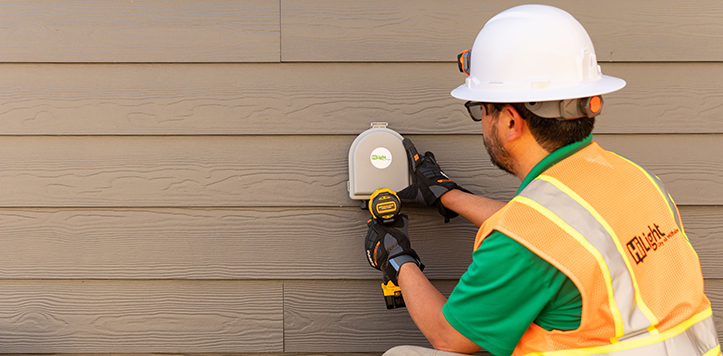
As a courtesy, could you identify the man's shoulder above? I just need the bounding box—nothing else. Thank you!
[476,230,561,271]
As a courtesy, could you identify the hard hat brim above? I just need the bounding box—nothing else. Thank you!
[450,75,626,103]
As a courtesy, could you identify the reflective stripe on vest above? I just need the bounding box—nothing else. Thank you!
[525,310,719,356]
[610,153,691,252]
[517,176,654,339]
[514,176,720,354]
[474,143,720,356]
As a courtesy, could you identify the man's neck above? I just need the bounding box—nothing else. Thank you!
[510,138,551,181]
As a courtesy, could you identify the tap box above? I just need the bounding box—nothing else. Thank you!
[348,122,410,200]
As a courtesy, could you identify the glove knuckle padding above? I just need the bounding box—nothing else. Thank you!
[364,215,413,267]
[363,214,423,284]
[384,234,403,257]
[364,228,379,268]
[399,144,467,222]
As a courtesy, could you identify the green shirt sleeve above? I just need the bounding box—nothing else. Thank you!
[442,231,582,356]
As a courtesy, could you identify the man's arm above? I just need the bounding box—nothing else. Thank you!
[440,189,506,227]
[397,263,481,354]
[396,138,506,225]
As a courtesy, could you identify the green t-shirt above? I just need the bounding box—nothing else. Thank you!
[442,136,593,356]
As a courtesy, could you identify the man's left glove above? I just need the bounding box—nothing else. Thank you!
[364,214,423,284]
[397,138,471,223]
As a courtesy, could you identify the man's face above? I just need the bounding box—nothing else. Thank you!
[482,108,516,176]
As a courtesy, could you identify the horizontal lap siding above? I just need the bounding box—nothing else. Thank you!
[0,280,283,353]
[3,0,721,62]
[0,135,718,207]
[0,206,718,280]
[0,0,720,354]
[284,280,458,352]
[280,0,723,62]
[0,1,286,353]
[0,0,280,62]
[1,63,723,135]
[0,280,717,353]
[284,280,723,352]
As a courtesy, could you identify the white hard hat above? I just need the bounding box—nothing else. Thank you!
[451,4,625,103]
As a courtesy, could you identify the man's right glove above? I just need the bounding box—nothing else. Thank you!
[397,138,470,222]
[364,214,423,284]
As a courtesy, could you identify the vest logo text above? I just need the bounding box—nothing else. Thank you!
[626,223,679,264]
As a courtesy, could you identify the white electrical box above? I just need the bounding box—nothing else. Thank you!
[348,122,410,200]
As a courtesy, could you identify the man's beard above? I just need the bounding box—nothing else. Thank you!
[483,121,516,176]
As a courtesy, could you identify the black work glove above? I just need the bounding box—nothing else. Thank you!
[397,138,470,222]
[364,214,423,284]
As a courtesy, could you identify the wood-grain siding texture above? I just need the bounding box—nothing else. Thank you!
[0,1,719,355]
[2,63,723,135]
[0,0,280,62]
[280,0,723,62]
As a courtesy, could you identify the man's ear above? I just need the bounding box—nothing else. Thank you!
[501,105,527,142]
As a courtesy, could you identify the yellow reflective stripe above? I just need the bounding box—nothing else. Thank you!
[667,192,698,253]
[661,307,712,338]
[609,153,698,254]
[537,175,659,329]
[514,195,624,337]
[702,344,720,356]
[524,308,714,356]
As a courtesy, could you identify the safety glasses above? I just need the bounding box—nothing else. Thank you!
[457,48,472,76]
[464,101,486,122]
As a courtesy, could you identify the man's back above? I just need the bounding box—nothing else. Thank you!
[477,142,716,355]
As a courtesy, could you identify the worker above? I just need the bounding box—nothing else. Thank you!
[364,4,721,356]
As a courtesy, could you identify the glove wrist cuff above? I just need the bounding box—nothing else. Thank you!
[386,254,423,285]
[389,255,419,272]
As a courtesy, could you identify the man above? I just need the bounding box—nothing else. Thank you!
[364,5,721,356]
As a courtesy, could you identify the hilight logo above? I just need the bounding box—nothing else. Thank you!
[370,147,392,169]
[626,223,679,264]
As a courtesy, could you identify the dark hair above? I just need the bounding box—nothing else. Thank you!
[487,103,595,152]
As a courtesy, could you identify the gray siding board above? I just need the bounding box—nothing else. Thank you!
[1,63,722,135]
[0,135,718,207]
[0,206,718,280]
[4,0,720,63]
[683,206,723,279]
[0,207,472,280]
[284,279,723,353]
[280,0,723,62]
[0,0,280,63]
[598,63,723,134]
[0,280,283,353]
[283,280,456,353]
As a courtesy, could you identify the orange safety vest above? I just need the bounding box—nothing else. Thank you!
[475,142,720,356]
